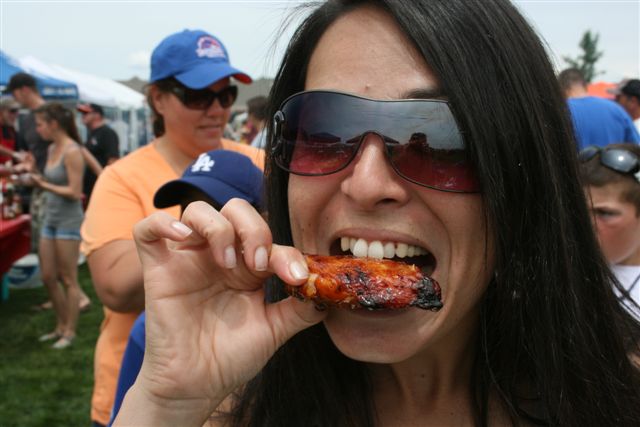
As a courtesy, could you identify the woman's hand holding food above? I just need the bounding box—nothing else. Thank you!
[115,200,326,426]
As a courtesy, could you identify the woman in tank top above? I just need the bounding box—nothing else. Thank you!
[31,102,85,349]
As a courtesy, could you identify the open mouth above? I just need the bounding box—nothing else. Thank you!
[329,236,437,277]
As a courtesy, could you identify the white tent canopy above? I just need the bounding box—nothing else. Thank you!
[18,55,149,153]
[19,55,144,110]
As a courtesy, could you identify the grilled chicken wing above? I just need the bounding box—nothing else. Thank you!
[285,255,443,310]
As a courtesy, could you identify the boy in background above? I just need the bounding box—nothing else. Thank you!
[580,142,640,320]
[107,149,263,425]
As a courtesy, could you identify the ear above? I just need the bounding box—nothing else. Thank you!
[149,85,169,116]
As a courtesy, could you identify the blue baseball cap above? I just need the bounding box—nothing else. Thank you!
[150,29,252,89]
[153,150,264,209]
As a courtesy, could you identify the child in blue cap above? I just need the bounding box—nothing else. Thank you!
[107,149,263,426]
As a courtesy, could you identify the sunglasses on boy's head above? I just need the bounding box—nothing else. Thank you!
[169,83,238,110]
[271,90,479,193]
[579,145,640,182]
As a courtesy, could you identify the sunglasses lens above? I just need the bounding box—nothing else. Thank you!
[276,93,358,174]
[579,145,600,162]
[178,86,237,109]
[275,91,477,192]
[182,89,212,109]
[218,86,237,108]
[601,149,639,173]
[389,141,478,192]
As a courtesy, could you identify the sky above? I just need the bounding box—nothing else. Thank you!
[0,0,638,83]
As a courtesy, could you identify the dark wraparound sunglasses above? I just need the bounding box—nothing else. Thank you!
[170,84,238,110]
[579,145,640,183]
[271,90,479,192]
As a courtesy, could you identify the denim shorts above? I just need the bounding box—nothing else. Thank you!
[41,224,82,241]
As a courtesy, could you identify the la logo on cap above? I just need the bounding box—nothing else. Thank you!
[196,36,226,59]
[191,153,215,173]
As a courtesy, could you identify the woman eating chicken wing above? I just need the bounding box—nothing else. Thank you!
[114,1,640,426]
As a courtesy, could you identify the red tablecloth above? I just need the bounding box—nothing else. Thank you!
[0,214,31,275]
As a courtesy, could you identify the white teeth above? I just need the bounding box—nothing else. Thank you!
[340,236,350,252]
[352,238,369,258]
[383,242,395,258]
[396,243,408,258]
[338,237,429,260]
[367,241,384,259]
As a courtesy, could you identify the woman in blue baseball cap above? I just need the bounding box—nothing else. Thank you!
[81,29,264,427]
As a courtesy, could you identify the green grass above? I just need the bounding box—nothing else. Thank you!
[0,264,103,427]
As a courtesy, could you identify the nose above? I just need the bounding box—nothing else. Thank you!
[340,133,410,210]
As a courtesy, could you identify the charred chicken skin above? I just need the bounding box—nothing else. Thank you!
[285,255,443,310]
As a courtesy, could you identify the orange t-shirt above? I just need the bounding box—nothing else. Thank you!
[82,140,264,424]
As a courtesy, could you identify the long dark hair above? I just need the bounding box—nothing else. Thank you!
[230,1,640,425]
[35,102,82,143]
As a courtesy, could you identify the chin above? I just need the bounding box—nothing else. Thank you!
[198,128,223,140]
[189,139,221,156]
[323,309,437,363]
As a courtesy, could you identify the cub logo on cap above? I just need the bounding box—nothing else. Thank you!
[191,153,215,173]
[196,36,226,59]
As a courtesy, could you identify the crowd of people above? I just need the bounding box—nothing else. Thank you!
[2,0,640,425]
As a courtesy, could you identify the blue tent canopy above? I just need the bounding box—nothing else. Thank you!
[0,50,78,99]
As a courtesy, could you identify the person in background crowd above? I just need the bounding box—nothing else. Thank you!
[230,109,248,140]
[81,28,264,427]
[0,98,25,164]
[5,73,49,251]
[5,73,48,173]
[580,143,640,320]
[77,103,120,201]
[108,149,264,426]
[247,95,268,149]
[5,74,94,312]
[610,79,640,134]
[114,1,640,426]
[558,68,640,150]
[30,102,85,349]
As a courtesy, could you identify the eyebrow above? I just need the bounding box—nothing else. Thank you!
[402,88,447,100]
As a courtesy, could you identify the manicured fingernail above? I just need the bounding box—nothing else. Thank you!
[289,261,308,280]
[171,221,192,237]
[254,246,268,271]
[224,246,237,269]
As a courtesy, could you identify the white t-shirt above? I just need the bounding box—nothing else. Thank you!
[250,128,267,149]
[611,264,640,320]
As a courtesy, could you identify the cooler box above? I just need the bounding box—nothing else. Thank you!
[7,254,42,289]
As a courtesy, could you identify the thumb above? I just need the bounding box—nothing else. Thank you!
[265,297,327,348]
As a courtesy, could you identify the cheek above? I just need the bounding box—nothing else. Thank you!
[440,197,494,293]
[164,109,200,138]
[596,217,640,261]
[287,175,337,250]
[288,177,315,247]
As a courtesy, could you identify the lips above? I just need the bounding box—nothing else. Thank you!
[198,123,223,131]
[330,236,436,276]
